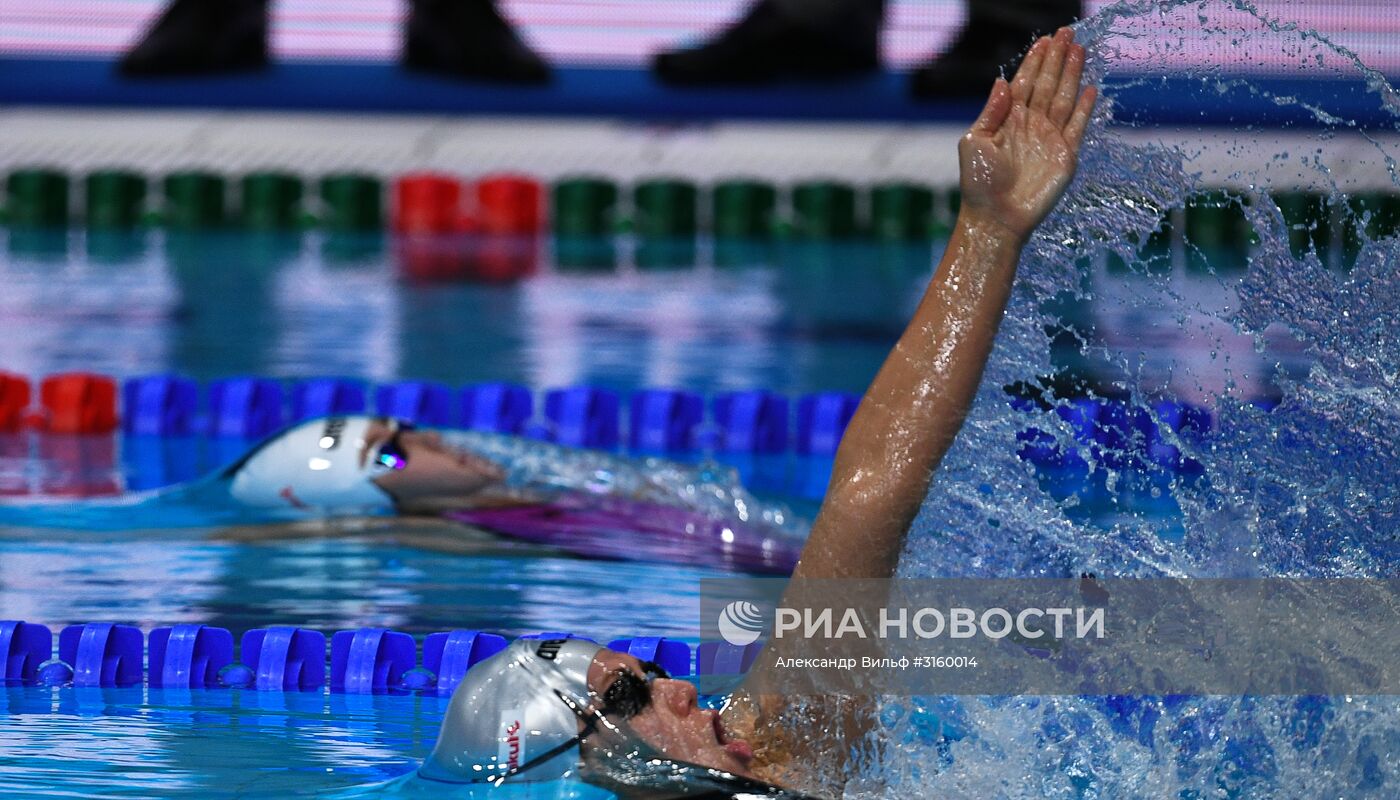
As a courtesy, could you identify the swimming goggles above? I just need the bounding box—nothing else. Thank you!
[502,660,671,781]
[596,660,670,719]
[370,419,415,472]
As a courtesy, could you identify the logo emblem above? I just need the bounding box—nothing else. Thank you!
[717,600,766,646]
[499,713,524,770]
[279,486,307,509]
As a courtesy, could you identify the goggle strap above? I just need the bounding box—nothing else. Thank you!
[493,688,602,783]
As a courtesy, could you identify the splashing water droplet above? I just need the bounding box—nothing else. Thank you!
[879,1,1400,795]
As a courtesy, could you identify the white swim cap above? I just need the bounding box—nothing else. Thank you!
[227,416,395,514]
[421,638,606,784]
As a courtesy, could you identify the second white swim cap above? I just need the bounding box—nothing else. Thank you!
[420,638,605,784]
[227,416,395,515]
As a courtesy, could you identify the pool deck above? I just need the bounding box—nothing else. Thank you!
[0,57,1396,191]
[0,106,1395,193]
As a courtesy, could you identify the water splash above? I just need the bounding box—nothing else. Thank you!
[884,0,1400,795]
[440,430,809,538]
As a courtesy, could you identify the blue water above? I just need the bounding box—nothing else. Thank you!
[881,2,1400,797]
[0,230,930,395]
[4,1,1399,796]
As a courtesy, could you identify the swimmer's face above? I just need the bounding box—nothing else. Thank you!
[359,419,505,511]
[582,649,756,779]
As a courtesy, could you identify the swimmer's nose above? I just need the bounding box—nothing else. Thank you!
[655,678,698,715]
[404,430,445,451]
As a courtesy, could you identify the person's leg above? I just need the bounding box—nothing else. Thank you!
[402,0,549,84]
[909,0,1082,99]
[653,0,883,86]
[118,0,268,77]
[966,0,1081,30]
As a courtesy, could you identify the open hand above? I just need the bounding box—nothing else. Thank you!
[957,27,1098,243]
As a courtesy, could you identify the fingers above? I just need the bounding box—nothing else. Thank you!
[971,78,1012,135]
[1009,36,1048,106]
[1064,85,1098,148]
[1031,27,1074,112]
[1049,43,1086,126]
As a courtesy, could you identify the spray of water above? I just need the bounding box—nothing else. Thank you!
[871,1,1399,795]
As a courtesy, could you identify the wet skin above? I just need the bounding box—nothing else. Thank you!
[349,32,1099,784]
[583,649,757,778]
[353,425,758,773]
[357,419,507,512]
[387,25,1098,794]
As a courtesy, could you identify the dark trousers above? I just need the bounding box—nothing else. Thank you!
[770,0,1082,47]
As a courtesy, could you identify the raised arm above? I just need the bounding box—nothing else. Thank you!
[796,28,1096,580]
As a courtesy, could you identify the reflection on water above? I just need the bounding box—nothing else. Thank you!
[0,533,718,798]
[0,686,430,798]
[0,533,716,638]
[0,226,1280,406]
[0,229,931,397]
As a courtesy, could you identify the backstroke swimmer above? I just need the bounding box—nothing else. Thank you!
[3,393,812,575]
[416,27,1098,799]
[213,413,809,573]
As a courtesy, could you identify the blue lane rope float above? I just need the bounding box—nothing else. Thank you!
[242,627,327,691]
[149,624,235,688]
[461,383,533,435]
[291,378,368,421]
[542,387,621,449]
[331,629,416,694]
[629,389,703,455]
[208,377,286,439]
[1,620,51,684]
[376,381,454,427]
[3,369,1227,506]
[0,620,754,696]
[59,623,143,688]
[712,390,788,454]
[109,376,838,459]
[420,631,508,694]
[795,392,860,458]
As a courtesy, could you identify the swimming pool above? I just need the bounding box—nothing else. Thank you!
[0,220,1313,797]
[4,1,1400,795]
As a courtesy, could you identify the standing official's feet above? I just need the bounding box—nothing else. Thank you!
[908,18,1040,99]
[653,0,878,86]
[118,0,268,77]
[403,0,551,84]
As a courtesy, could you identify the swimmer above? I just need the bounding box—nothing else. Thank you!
[0,384,806,571]
[214,410,809,573]
[224,415,512,517]
[419,27,1098,799]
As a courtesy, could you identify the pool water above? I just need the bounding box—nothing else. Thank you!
[0,229,928,395]
[5,1,1400,795]
[0,221,1261,797]
[0,538,724,798]
[0,222,1305,798]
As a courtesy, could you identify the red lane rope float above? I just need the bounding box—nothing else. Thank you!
[474,174,544,236]
[0,372,30,433]
[40,372,118,434]
[392,173,464,235]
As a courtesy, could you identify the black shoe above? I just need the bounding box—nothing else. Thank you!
[653,0,878,86]
[908,19,1039,100]
[118,0,268,77]
[403,0,550,84]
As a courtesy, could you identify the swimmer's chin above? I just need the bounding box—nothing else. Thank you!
[387,484,524,516]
